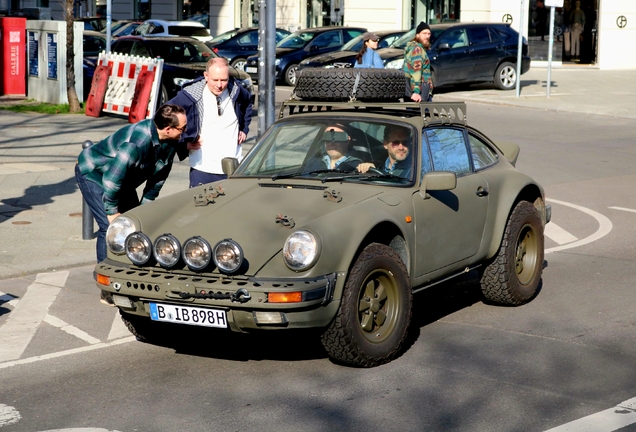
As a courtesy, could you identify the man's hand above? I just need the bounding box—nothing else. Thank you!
[187,136,202,151]
[238,131,246,144]
[107,213,121,224]
[410,93,422,103]
[356,162,377,173]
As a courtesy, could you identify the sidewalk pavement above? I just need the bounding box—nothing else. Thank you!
[0,67,634,280]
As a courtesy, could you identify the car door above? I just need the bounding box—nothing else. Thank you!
[467,25,500,81]
[413,127,489,278]
[430,27,472,85]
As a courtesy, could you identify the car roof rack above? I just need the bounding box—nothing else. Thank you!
[279,100,467,127]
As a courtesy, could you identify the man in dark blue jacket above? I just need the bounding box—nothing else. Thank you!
[168,57,253,187]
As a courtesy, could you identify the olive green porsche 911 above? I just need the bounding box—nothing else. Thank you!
[95,98,550,368]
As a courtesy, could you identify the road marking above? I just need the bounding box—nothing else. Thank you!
[545,199,613,254]
[544,222,578,245]
[543,397,636,432]
[608,206,636,213]
[0,404,21,427]
[0,336,135,370]
[43,314,101,345]
[0,271,68,362]
[108,312,131,340]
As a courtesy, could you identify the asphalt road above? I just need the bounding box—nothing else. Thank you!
[2,102,636,432]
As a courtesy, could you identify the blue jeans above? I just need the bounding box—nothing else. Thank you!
[189,168,227,188]
[75,165,139,262]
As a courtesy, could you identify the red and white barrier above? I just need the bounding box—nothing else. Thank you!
[90,52,164,121]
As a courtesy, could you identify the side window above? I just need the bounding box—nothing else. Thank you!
[131,41,150,57]
[112,40,134,54]
[344,29,364,43]
[468,134,498,170]
[425,128,471,175]
[379,35,399,49]
[491,27,512,42]
[149,24,163,35]
[238,31,255,45]
[467,27,491,45]
[438,28,468,49]
[312,31,341,48]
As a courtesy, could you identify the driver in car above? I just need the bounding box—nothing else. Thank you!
[356,125,413,179]
[306,124,363,171]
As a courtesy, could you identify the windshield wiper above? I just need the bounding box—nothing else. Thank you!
[271,170,306,180]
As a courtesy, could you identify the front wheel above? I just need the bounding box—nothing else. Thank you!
[480,201,544,305]
[494,61,517,90]
[321,243,412,367]
[120,310,166,342]
[284,63,299,86]
[231,57,247,72]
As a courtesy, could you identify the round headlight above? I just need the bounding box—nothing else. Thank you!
[182,236,212,271]
[213,239,244,274]
[125,232,153,266]
[153,234,181,268]
[106,216,137,255]
[283,230,319,271]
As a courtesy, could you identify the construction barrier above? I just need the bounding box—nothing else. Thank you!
[86,52,163,121]
[128,69,155,124]
[85,65,111,118]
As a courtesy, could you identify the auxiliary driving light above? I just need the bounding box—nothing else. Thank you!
[153,234,181,268]
[125,232,153,266]
[182,236,212,271]
[213,239,244,273]
[253,311,288,325]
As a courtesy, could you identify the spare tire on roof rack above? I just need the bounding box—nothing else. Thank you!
[294,68,406,101]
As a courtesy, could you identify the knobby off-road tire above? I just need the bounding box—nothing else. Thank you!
[294,68,406,101]
[120,309,164,342]
[321,243,412,367]
[480,201,544,305]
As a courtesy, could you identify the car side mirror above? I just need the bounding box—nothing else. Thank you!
[221,157,239,176]
[421,171,456,199]
[438,43,451,50]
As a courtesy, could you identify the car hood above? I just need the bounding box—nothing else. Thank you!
[275,47,303,57]
[301,50,355,65]
[123,178,383,274]
[378,47,405,61]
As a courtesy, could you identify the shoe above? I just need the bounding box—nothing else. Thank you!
[100,290,115,307]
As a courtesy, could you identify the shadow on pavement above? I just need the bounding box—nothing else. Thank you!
[0,176,77,221]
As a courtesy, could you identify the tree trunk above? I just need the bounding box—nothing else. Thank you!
[65,0,81,113]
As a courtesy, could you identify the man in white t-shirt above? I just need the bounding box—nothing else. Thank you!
[168,57,253,187]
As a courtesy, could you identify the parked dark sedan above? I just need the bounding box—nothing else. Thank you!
[297,29,406,71]
[244,26,367,86]
[378,23,530,90]
[109,36,253,104]
[207,27,291,71]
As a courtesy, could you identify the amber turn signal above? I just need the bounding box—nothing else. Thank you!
[96,274,111,286]
[268,292,302,303]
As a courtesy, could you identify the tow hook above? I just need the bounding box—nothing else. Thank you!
[231,288,251,303]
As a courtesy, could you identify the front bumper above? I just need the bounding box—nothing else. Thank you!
[95,261,341,332]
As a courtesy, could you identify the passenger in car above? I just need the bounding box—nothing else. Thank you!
[356,125,413,179]
[305,124,363,171]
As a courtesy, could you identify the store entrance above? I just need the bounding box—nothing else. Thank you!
[527,0,598,65]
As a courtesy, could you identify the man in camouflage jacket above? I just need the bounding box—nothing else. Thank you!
[404,21,433,102]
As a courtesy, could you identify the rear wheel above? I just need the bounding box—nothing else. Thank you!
[494,61,517,90]
[159,84,169,106]
[321,243,412,367]
[284,63,299,86]
[480,201,544,305]
[231,57,247,72]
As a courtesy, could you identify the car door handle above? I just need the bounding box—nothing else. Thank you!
[464,49,474,54]
[476,186,489,197]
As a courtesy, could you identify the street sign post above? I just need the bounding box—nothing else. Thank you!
[515,0,525,98]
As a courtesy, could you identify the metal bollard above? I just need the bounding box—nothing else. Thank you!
[81,140,95,240]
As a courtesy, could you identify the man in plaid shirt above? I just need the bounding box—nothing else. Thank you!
[404,21,433,102]
[75,104,187,269]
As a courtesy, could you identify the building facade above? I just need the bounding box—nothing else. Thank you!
[2,0,634,68]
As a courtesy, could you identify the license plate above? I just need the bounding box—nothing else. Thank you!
[245,66,257,74]
[149,302,227,329]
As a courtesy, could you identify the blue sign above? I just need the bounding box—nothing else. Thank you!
[28,31,39,77]
[47,32,57,80]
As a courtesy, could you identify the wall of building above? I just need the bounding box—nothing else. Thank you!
[597,0,635,69]
[344,0,406,31]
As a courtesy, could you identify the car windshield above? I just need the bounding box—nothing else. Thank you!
[277,32,316,49]
[210,28,240,44]
[341,35,364,52]
[234,118,416,185]
[146,39,216,63]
